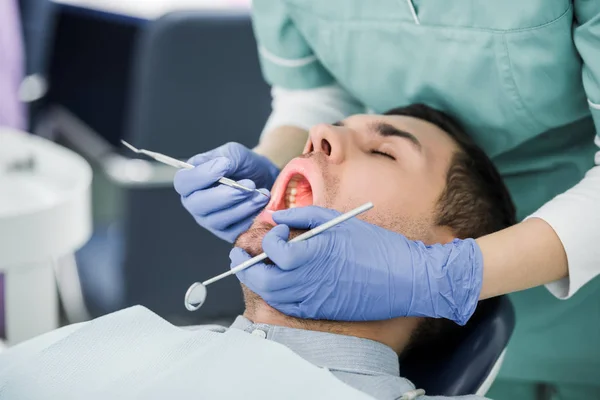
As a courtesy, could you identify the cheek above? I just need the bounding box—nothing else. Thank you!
[327,167,397,212]
[328,167,380,205]
[330,165,437,229]
[338,166,407,203]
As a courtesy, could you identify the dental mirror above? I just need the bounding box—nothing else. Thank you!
[184,282,207,311]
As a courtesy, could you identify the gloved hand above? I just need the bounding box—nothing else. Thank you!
[174,142,279,243]
[230,206,483,325]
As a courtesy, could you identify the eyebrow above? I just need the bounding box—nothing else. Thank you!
[372,122,422,150]
[333,121,422,150]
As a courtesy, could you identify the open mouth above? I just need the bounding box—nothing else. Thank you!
[257,158,319,225]
[280,173,313,210]
[269,172,314,211]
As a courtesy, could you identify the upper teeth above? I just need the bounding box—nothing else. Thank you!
[285,179,298,208]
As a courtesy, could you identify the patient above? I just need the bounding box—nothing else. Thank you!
[0,104,515,400]
[230,103,516,396]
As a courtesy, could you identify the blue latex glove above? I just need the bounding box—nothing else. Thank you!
[230,206,483,325]
[174,142,279,243]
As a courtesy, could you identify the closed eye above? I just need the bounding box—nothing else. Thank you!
[371,150,396,160]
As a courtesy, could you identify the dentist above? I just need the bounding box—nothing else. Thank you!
[174,2,600,398]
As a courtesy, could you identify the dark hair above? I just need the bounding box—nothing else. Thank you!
[385,104,516,238]
[384,104,516,359]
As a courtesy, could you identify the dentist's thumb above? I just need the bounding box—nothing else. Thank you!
[272,206,342,230]
[261,224,313,271]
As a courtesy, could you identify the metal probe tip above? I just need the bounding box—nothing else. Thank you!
[121,140,139,153]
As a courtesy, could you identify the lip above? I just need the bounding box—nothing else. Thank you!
[256,157,323,225]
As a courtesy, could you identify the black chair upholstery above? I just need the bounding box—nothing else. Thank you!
[118,10,270,323]
[402,296,516,396]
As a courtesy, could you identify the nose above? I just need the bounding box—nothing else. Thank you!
[305,123,346,163]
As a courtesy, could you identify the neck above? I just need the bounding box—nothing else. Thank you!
[244,303,421,355]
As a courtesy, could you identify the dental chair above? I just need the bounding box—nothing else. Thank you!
[402,296,516,397]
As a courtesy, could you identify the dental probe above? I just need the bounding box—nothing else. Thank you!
[121,140,268,197]
[184,202,374,311]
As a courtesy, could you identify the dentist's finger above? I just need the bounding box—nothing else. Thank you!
[230,247,302,293]
[182,184,252,217]
[203,191,269,231]
[272,206,342,229]
[183,179,265,217]
[260,224,316,271]
[174,157,232,196]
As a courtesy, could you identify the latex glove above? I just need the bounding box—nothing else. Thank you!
[230,206,483,325]
[174,142,279,243]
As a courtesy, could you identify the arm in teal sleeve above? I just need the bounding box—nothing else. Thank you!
[251,0,335,89]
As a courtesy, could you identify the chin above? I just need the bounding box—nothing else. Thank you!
[235,221,274,258]
[236,154,331,260]
[235,219,307,260]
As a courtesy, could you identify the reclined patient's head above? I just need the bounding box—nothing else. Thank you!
[235,104,515,353]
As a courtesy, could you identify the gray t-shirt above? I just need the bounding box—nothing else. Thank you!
[0,306,486,400]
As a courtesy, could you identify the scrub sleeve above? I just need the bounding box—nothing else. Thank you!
[252,0,365,138]
[252,0,333,90]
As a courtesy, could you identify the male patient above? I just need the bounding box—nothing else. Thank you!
[0,104,515,400]
[231,103,516,397]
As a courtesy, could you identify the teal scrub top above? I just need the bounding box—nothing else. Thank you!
[251,0,600,386]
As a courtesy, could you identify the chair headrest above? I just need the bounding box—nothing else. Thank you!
[401,296,515,396]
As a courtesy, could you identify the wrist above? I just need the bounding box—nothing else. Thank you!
[447,238,483,325]
[401,238,482,325]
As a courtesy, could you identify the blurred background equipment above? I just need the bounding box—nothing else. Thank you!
[32,1,269,327]
[0,129,92,345]
[53,0,252,20]
[0,0,60,346]
[1,0,270,343]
